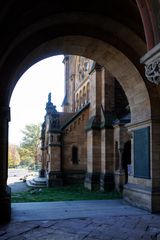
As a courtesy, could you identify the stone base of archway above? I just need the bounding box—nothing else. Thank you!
[114,170,126,192]
[123,183,160,213]
[0,185,11,224]
[100,172,115,192]
[84,172,100,191]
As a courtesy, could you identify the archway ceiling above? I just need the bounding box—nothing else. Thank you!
[0,0,147,84]
[0,0,145,59]
[0,11,147,103]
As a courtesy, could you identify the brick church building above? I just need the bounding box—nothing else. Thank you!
[40,55,131,191]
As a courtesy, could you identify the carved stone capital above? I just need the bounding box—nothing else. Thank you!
[145,60,160,85]
[140,43,160,85]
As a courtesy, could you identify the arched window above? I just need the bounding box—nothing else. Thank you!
[87,82,90,102]
[83,86,86,105]
[80,90,82,108]
[76,93,79,110]
[71,146,79,164]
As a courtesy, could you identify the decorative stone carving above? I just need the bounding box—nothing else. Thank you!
[76,56,93,85]
[140,43,160,85]
[145,60,160,85]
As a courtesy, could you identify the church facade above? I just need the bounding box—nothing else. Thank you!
[40,55,131,192]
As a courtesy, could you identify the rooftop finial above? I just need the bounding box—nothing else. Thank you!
[45,92,57,114]
[48,92,51,103]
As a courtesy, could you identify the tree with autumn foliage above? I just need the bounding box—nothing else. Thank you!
[8,144,21,168]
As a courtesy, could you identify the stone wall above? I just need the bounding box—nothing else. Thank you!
[62,108,89,176]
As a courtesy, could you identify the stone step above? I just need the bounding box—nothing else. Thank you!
[26,177,47,188]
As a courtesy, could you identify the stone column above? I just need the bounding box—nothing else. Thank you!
[39,149,46,178]
[151,121,160,212]
[114,123,131,192]
[0,106,11,224]
[114,145,125,192]
[123,43,160,212]
[100,69,115,191]
[100,128,114,191]
[84,128,101,190]
[39,121,46,178]
[47,132,63,187]
[84,63,102,190]
[140,45,160,211]
[123,124,153,211]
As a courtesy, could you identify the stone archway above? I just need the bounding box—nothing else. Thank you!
[8,35,155,207]
[1,34,160,223]
[10,36,151,124]
[0,0,160,225]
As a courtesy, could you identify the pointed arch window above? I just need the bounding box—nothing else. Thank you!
[71,146,79,164]
[87,82,90,102]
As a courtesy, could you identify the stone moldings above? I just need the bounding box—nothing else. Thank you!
[0,186,11,224]
[141,42,160,85]
[145,60,160,85]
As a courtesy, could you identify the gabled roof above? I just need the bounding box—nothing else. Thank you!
[61,103,90,130]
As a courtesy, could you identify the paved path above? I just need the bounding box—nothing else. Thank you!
[11,200,149,221]
[0,200,160,240]
[7,177,29,193]
[7,170,37,193]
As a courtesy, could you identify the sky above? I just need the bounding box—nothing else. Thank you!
[9,55,65,146]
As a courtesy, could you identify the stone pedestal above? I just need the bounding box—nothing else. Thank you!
[39,169,46,178]
[114,169,125,192]
[47,171,63,187]
[100,172,115,192]
[123,183,155,212]
[84,172,100,191]
[123,122,160,213]
[0,186,11,224]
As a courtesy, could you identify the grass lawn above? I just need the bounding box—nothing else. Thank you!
[11,184,122,203]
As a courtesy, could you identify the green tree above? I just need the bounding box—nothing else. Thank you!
[8,144,21,168]
[18,147,33,167]
[19,123,41,168]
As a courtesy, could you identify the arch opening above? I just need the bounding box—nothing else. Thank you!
[2,35,158,219]
[8,36,151,125]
